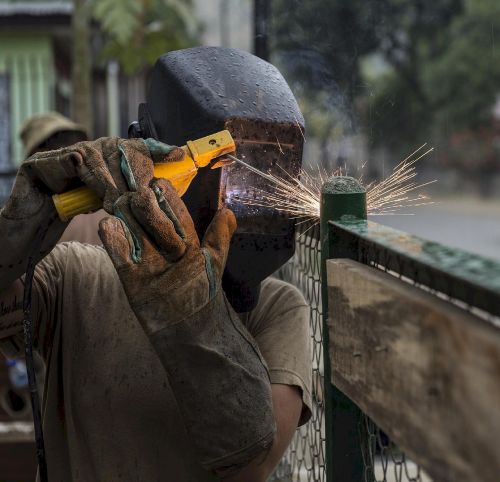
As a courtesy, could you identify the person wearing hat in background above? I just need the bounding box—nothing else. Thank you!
[20,112,106,245]
[20,112,88,158]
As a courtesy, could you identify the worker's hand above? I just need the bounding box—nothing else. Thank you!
[0,148,70,290]
[98,179,276,473]
[0,137,183,291]
[99,177,236,327]
[25,137,185,213]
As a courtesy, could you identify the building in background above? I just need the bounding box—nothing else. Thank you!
[0,1,72,166]
[0,0,149,205]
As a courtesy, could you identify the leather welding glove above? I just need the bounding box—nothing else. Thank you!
[98,179,276,474]
[0,137,183,291]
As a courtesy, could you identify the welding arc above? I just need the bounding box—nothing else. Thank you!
[226,154,311,205]
[226,155,278,184]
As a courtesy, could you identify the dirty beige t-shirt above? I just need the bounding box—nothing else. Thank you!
[3,242,312,482]
[57,209,107,246]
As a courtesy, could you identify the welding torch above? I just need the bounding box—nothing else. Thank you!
[52,130,236,222]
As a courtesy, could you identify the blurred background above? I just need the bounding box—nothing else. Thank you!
[0,1,499,480]
[0,0,499,259]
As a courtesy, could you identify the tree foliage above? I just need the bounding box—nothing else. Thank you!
[273,0,380,100]
[368,0,500,150]
[423,0,500,132]
[273,0,500,158]
[272,0,384,159]
[92,0,199,74]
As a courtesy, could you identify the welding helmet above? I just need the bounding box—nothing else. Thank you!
[130,47,304,312]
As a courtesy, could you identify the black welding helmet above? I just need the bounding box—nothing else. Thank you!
[131,46,304,312]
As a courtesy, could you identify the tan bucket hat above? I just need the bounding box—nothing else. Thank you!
[19,112,88,157]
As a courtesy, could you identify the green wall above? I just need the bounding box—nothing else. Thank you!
[0,34,55,165]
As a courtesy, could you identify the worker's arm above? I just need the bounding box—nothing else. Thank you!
[0,137,183,294]
[0,141,113,343]
[217,384,302,482]
[99,181,276,474]
[217,283,312,481]
[0,137,182,353]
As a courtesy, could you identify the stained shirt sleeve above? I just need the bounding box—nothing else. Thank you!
[243,277,312,426]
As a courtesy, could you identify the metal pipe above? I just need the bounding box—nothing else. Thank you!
[254,0,270,60]
[226,154,277,184]
[106,60,120,137]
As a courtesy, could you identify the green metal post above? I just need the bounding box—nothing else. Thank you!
[321,176,367,482]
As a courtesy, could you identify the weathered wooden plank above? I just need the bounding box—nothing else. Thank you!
[327,258,500,482]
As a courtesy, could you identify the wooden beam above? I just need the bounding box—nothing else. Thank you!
[327,258,500,482]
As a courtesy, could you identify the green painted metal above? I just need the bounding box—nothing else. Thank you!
[321,176,366,482]
[0,34,54,164]
[329,218,500,318]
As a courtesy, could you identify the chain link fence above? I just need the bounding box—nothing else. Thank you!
[272,222,325,482]
[270,220,431,482]
[360,416,431,482]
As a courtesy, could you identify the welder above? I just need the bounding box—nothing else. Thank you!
[0,47,312,481]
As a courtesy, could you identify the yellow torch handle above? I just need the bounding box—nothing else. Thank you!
[52,130,235,222]
[52,186,104,222]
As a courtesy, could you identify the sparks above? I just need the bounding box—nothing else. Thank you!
[276,136,284,155]
[229,146,436,223]
[366,144,436,215]
[293,114,307,143]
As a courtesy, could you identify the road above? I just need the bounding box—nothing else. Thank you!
[369,196,500,261]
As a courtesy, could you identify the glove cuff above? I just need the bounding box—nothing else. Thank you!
[148,289,276,472]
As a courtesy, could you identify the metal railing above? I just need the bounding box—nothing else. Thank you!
[273,223,325,482]
[271,176,500,482]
